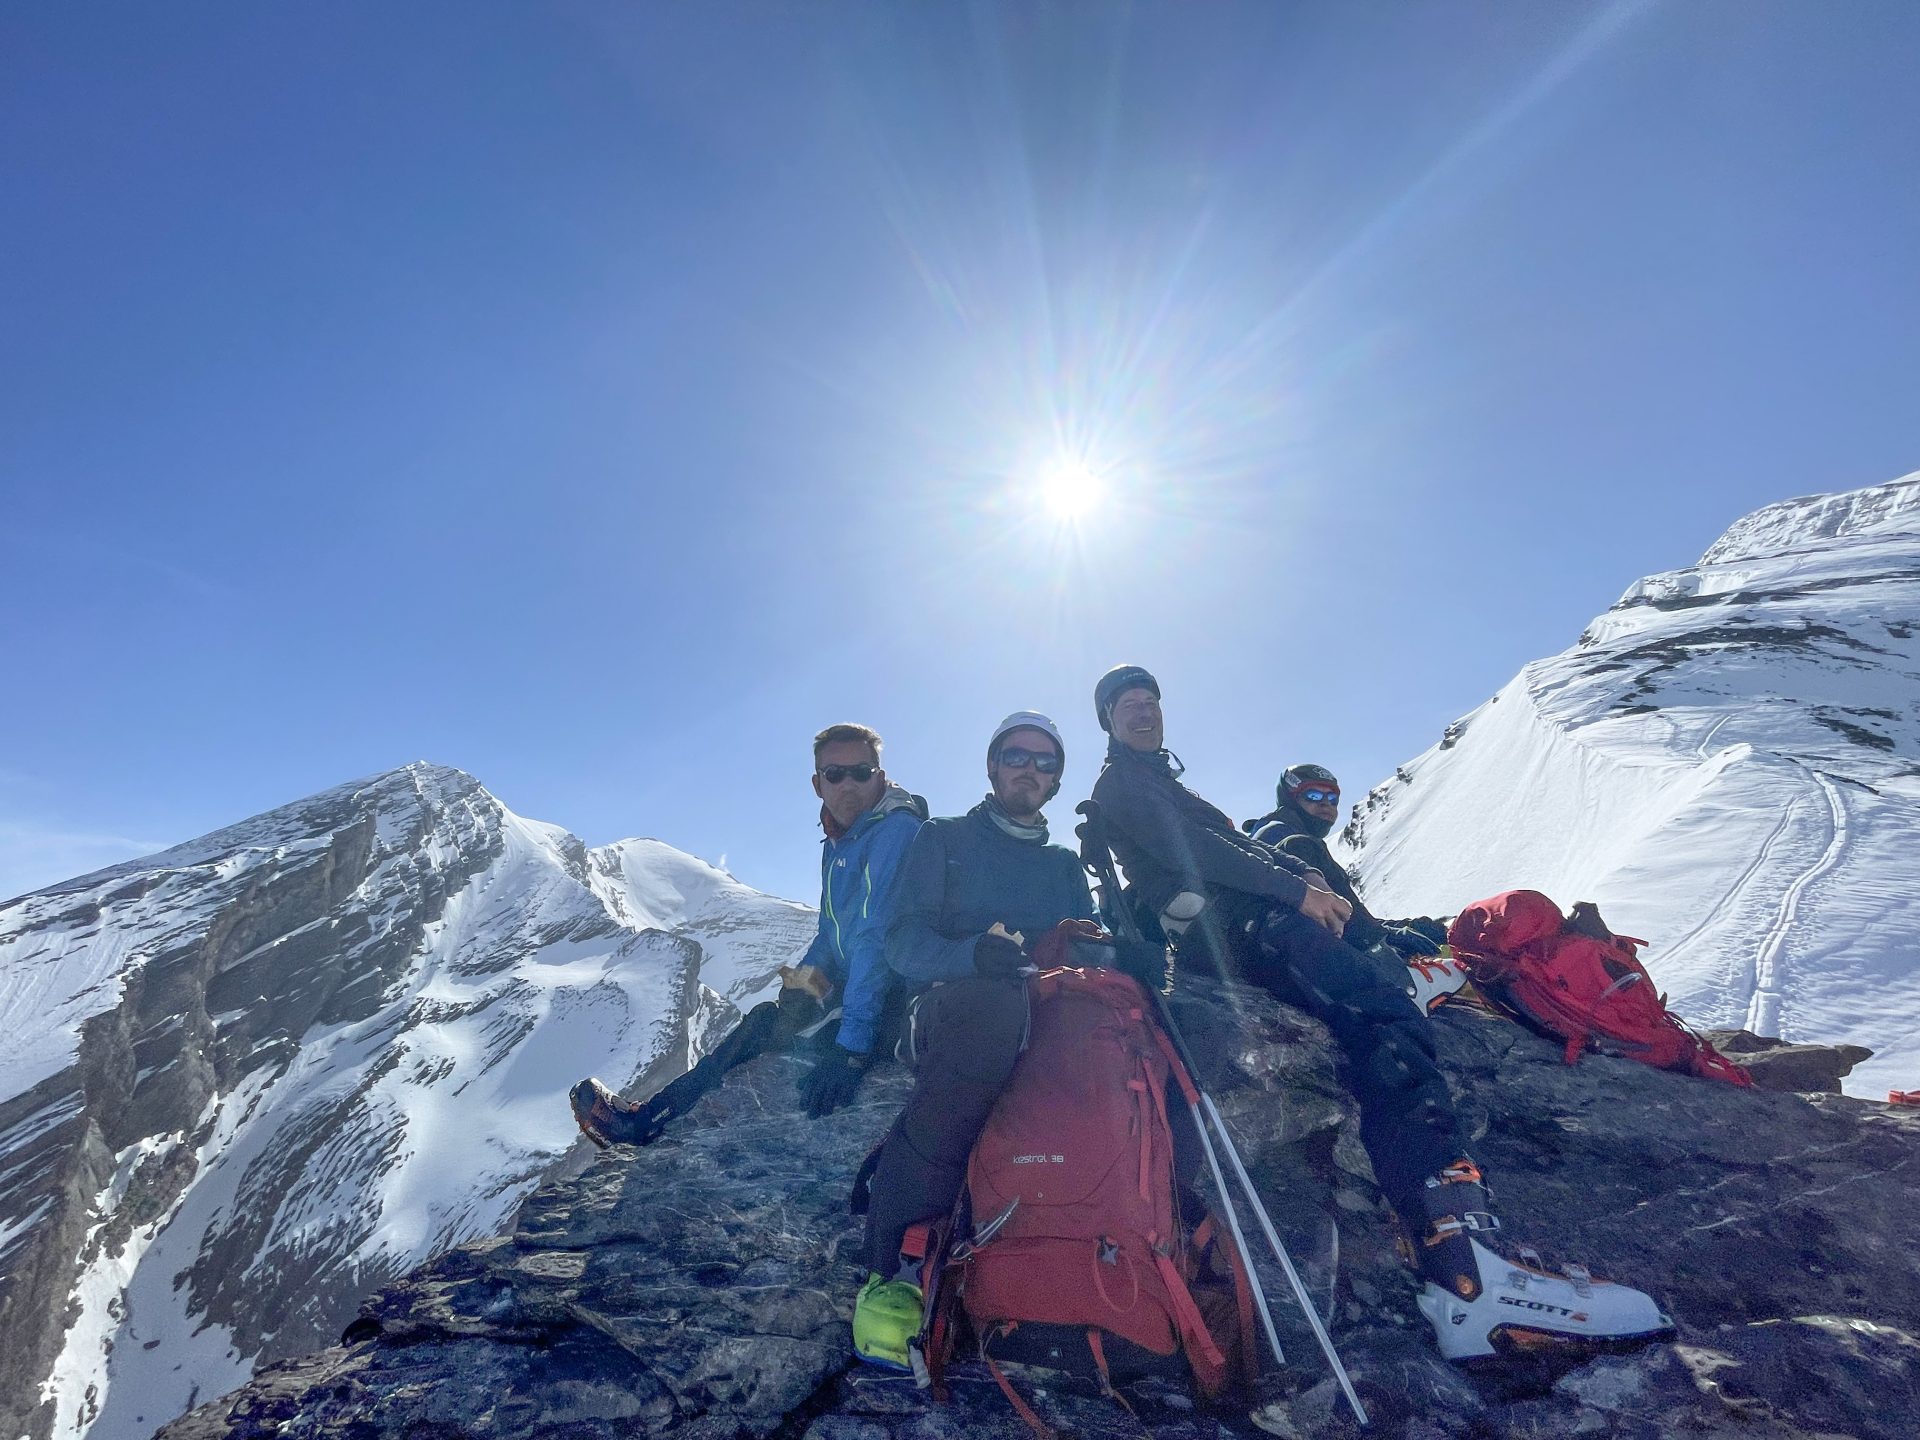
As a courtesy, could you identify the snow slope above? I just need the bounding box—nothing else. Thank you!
[0,765,813,1440]
[1347,473,1920,1099]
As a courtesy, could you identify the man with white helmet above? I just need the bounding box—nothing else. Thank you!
[852,710,1161,1369]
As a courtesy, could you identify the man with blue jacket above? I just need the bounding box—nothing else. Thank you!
[571,722,925,1145]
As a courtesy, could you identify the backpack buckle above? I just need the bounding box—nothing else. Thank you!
[951,1198,1019,1262]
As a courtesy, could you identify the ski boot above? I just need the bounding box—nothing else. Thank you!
[852,1270,923,1371]
[1409,1159,1674,1362]
[569,1076,685,1148]
[1403,948,1471,1015]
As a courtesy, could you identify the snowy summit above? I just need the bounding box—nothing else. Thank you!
[1349,473,1920,1099]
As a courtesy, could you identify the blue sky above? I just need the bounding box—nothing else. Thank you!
[4,1,1917,906]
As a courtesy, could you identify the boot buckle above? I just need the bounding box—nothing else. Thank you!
[1425,1210,1499,1245]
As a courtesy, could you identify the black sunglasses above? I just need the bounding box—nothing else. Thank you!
[1297,787,1340,805]
[995,746,1062,775]
[818,762,877,785]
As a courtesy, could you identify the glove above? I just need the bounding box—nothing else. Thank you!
[798,1046,867,1118]
[1384,924,1442,958]
[777,981,827,1026]
[1111,936,1170,992]
[1341,911,1387,953]
[1399,916,1450,949]
[973,929,1030,980]
[1030,918,1111,970]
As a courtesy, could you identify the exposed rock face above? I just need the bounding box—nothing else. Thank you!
[161,983,1920,1440]
[0,765,812,1440]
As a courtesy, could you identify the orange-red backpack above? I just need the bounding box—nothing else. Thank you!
[1448,891,1752,1088]
[910,967,1257,1430]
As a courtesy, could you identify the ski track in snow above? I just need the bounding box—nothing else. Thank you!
[1694,714,1733,760]
[1745,768,1849,1037]
[1659,787,1801,994]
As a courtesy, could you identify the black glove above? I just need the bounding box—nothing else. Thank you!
[798,1047,867,1118]
[973,930,1029,980]
[1341,911,1387,953]
[1401,916,1450,949]
[1112,936,1170,992]
[1384,924,1442,958]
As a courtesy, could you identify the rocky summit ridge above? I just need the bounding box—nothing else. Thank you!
[0,765,811,1440]
[161,981,1920,1440]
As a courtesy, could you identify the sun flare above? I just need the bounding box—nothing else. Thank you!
[1041,457,1102,520]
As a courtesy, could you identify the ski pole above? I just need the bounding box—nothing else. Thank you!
[1179,1067,1290,1370]
[1148,984,1370,1428]
[1074,803,1370,1428]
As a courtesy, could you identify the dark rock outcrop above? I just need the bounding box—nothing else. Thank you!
[1702,1028,1875,1093]
[161,982,1920,1440]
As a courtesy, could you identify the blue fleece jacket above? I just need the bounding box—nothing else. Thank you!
[797,784,925,1054]
[885,801,1097,987]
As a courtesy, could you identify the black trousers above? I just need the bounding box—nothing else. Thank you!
[1223,905,1462,1226]
[650,980,908,1128]
[863,975,1029,1277]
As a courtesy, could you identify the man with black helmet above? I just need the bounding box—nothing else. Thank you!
[1089,665,1672,1363]
[1245,764,1449,961]
[853,710,1162,1369]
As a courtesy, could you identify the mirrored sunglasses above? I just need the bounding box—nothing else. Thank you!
[1297,787,1340,805]
[818,762,877,785]
[995,746,1062,775]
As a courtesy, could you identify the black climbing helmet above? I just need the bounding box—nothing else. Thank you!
[1094,664,1160,732]
[1279,763,1340,807]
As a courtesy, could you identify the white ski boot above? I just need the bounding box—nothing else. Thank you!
[1403,948,1471,1015]
[1410,1160,1674,1362]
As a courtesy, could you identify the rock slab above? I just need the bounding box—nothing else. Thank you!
[161,984,1920,1440]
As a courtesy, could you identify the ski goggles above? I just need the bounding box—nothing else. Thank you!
[817,762,877,785]
[1293,787,1340,805]
[994,746,1062,775]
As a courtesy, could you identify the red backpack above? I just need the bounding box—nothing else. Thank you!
[1447,891,1752,1088]
[910,967,1257,1425]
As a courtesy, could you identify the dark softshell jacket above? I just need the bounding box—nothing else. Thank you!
[1090,745,1317,927]
[1246,803,1387,951]
[885,802,1097,987]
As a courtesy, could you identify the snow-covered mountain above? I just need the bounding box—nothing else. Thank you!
[0,764,812,1440]
[1348,473,1920,1100]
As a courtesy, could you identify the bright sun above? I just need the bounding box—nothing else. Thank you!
[1041,457,1102,520]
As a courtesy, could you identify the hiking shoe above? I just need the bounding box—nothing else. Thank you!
[1409,1159,1673,1362]
[567,1078,659,1148]
[852,1271,922,1371]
